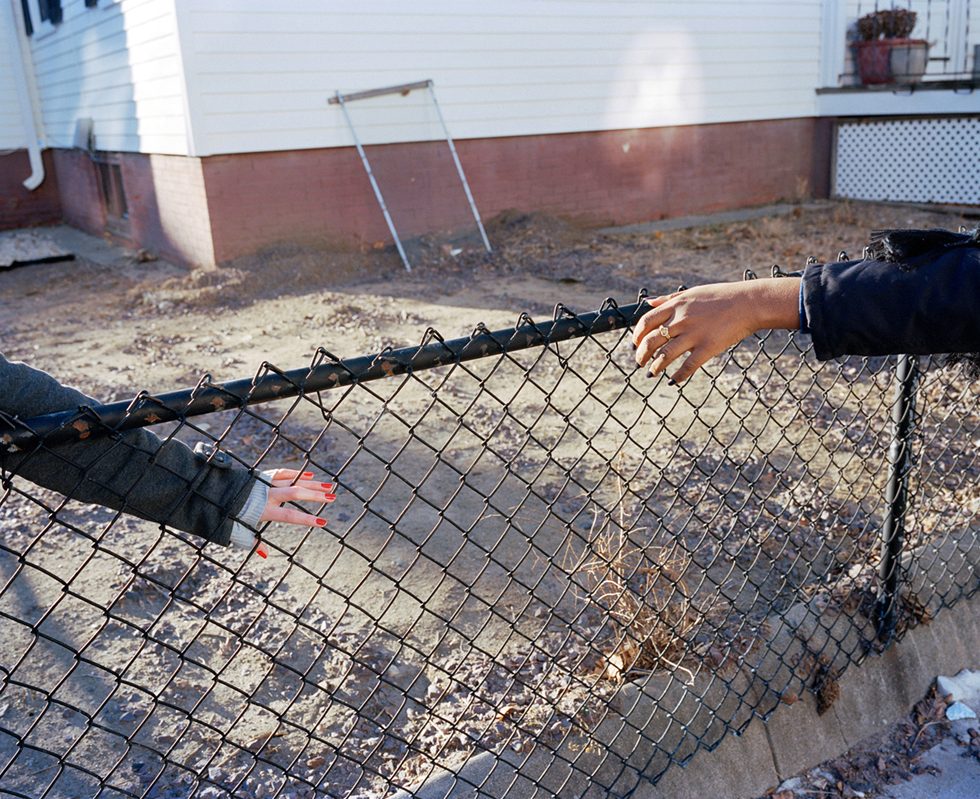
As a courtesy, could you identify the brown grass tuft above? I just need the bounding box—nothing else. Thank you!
[569,481,712,683]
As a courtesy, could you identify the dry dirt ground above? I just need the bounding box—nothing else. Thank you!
[1,201,971,400]
[0,201,977,799]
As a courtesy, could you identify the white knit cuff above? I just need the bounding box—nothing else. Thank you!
[229,471,273,548]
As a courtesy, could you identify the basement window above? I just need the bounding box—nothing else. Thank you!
[93,154,129,234]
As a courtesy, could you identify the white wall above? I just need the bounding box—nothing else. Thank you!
[971,1,980,69]
[9,1,975,159]
[177,0,825,157]
[24,0,189,155]
[0,0,29,150]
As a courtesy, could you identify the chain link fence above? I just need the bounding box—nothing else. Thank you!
[1,293,977,799]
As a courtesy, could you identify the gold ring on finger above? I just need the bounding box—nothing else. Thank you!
[658,325,671,342]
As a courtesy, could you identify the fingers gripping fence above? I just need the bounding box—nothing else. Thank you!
[1,297,978,799]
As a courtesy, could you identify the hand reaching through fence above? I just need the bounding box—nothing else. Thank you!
[0,353,334,553]
[633,227,980,382]
[632,279,799,383]
[240,468,336,557]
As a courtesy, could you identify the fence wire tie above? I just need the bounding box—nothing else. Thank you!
[190,372,215,394]
[552,303,579,322]
[418,326,446,346]
[1,409,40,453]
[64,404,115,442]
[253,361,300,398]
[512,312,550,349]
[770,264,802,279]
[415,327,457,366]
[127,390,178,426]
[309,346,343,369]
[467,322,508,358]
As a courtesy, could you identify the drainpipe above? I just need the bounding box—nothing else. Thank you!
[9,0,45,190]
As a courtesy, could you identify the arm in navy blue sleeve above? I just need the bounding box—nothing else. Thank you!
[801,245,980,360]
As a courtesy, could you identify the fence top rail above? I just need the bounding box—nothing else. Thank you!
[1,295,648,451]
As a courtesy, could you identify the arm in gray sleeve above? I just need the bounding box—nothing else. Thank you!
[0,353,259,546]
[802,244,980,361]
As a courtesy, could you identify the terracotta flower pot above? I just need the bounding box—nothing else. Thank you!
[889,39,930,83]
[854,40,894,85]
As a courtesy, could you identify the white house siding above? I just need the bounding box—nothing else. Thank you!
[178,0,825,157]
[0,0,28,150]
[971,3,980,70]
[26,0,189,155]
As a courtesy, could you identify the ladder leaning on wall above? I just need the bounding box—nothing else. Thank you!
[329,79,493,272]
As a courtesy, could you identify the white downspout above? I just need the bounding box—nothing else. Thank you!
[9,0,45,190]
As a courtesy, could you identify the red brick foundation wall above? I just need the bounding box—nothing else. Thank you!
[51,149,105,235]
[124,154,215,268]
[32,118,832,268]
[51,149,215,267]
[0,150,62,230]
[204,117,832,264]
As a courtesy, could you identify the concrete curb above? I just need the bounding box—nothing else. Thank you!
[640,590,980,799]
[395,529,978,799]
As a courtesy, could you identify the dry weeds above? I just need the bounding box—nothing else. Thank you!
[563,471,716,686]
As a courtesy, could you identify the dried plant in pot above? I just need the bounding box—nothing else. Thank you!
[854,8,929,85]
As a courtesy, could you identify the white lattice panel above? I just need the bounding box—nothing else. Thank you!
[835,117,980,205]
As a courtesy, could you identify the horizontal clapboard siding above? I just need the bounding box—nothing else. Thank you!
[27,0,188,155]
[180,0,825,156]
[0,1,28,149]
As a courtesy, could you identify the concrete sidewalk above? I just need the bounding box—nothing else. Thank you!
[880,735,979,799]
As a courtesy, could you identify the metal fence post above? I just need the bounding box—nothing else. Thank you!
[875,353,920,643]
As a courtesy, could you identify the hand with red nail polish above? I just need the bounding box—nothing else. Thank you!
[258,468,337,530]
[232,469,337,558]
[231,469,336,558]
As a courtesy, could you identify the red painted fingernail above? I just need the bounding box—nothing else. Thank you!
[315,518,327,527]
[321,482,334,489]
[302,471,314,479]
[323,492,336,500]
[256,545,268,559]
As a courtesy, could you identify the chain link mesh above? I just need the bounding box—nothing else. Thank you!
[1,297,977,799]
